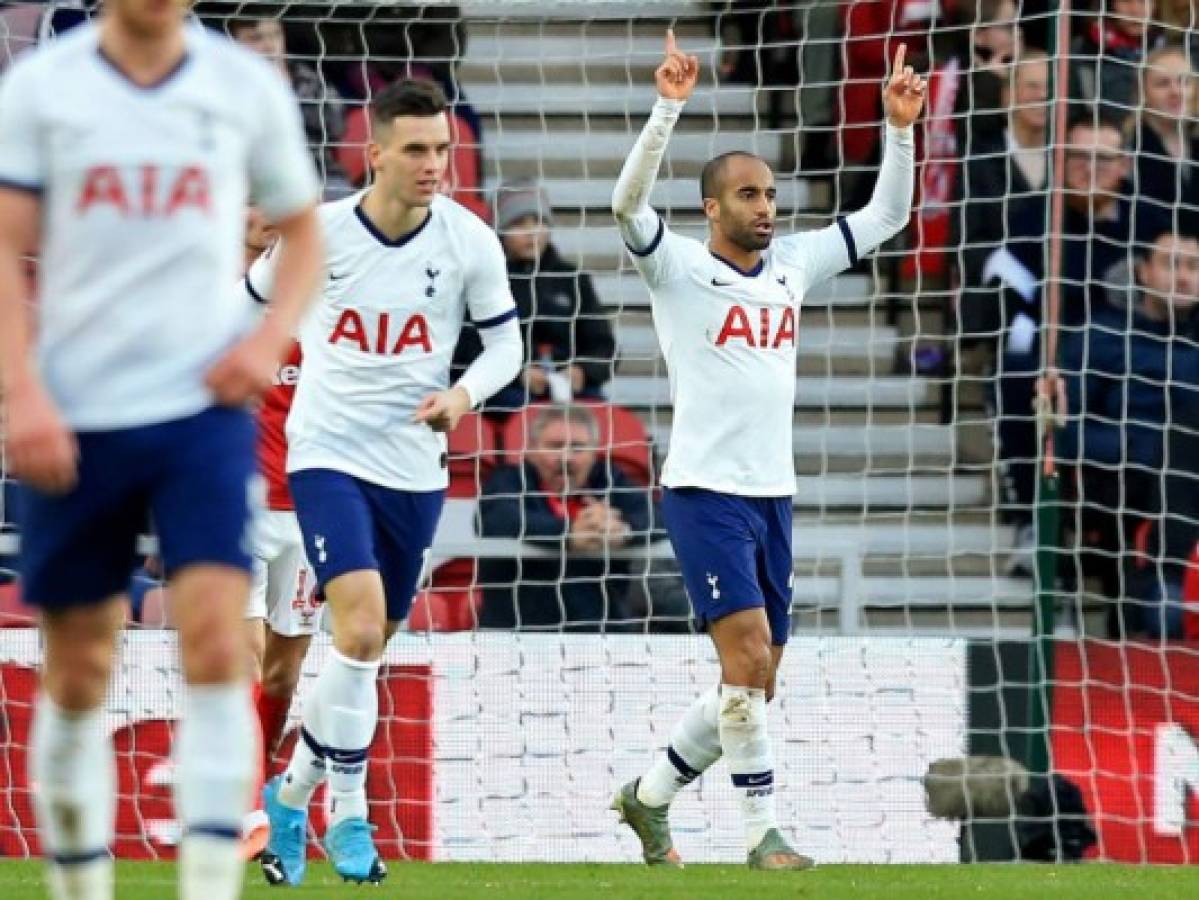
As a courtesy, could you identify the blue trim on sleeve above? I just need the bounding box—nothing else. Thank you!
[475,307,519,328]
[625,215,665,258]
[836,216,858,267]
[244,276,268,306]
[0,176,43,195]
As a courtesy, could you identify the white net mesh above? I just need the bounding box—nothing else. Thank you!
[0,0,1197,865]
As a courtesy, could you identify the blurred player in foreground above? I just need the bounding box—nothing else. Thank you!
[0,2,322,899]
[610,32,923,869]
[238,209,321,860]
[248,78,522,885]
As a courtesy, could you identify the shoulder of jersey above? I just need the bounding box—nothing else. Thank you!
[186,24,291,94]
[4,19,97,78]
[315,192,363,239]
[430,193,496,240]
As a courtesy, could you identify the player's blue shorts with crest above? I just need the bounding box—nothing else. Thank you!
[18,405,256,610]
[660,487,794,645]
[288,468,444,623]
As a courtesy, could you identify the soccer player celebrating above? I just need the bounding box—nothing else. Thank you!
[610,32,924,869]
[0,2,322,900]
[249,79,522,886]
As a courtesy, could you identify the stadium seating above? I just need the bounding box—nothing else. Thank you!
[447,411,501,498]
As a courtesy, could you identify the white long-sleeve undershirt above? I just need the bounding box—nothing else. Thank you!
[612,96,915,276]
[454,315,522,408]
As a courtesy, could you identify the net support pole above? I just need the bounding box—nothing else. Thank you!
[1026,0,1072,778]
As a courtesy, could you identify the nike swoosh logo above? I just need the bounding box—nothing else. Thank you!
[776,276,787,286]
[329,272,347,281]
[745,774,773,786]
[711,277,734,287]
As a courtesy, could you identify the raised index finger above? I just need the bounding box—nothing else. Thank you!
[665,28,677,56]
[892,43,907,78]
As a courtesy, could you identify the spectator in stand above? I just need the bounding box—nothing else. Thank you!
[1155,0,1199,66]
[452,181,616,413]
[1133,45,1199,237]
[1058,227,1199,631]
[959,50,1050,347]
[839,0,936,208]
[476,405,658,632]
[227,16,350,196]
[985,109,1141,570]
[1070,0,1163,118]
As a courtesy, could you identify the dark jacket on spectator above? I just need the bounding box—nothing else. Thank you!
[1059,304,1199,479]
[958,132,1049,341]
[1001,192,1139,329]
[1133,119,1199,239]
[1068,21,1152,118]
[454,244,616,402]
[476,461,656,631]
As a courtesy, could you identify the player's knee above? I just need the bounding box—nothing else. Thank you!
[44,657,111,711]
[334,618,386,662]
[723,637,772,689]
[185,632,244,684]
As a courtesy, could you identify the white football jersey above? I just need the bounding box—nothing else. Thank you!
[0,22,319,430]
[247,192,517,491]
[626,217,857,496]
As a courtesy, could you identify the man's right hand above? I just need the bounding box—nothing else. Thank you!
[2,377,78,493]
[655,29,700,102]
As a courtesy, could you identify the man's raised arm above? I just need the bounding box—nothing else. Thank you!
[611,30,699,253]
[784,44,924,289]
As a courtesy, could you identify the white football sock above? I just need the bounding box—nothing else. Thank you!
[281,650,379,826]
[175,683,255,900]
[277,725,327,811]
[30,695,114,900]
[636,686,721,808]
[718,684,778,851]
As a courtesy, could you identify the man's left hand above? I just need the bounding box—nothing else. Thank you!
[883,43,926,128]
[414,385,473,433]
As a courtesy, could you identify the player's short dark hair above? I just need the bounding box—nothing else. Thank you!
[370,79,448,131]
[700,151,766,201]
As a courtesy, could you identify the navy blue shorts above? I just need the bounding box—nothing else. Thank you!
[660,487,794,645]
[19,406,256,610]
[288,469,444,623]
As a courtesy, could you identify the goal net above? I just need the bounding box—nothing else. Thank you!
[0,0,1196,866]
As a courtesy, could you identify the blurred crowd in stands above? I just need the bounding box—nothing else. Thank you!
[2,0,1199,640]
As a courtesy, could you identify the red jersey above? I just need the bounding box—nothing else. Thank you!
[257,340,302,510]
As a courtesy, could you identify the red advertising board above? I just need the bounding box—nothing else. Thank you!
[1052,641,1199,863]
[0,663,433,861]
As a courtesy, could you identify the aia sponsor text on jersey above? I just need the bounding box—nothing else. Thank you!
[328,309,433,355]
[714,304,796,349]
[76,165,211,216]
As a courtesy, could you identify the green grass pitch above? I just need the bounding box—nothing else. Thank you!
[2,862,1199,899]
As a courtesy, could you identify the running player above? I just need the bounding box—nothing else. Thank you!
[609,32,924,869]
[0,3,322,898]
[248,78,523,885]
